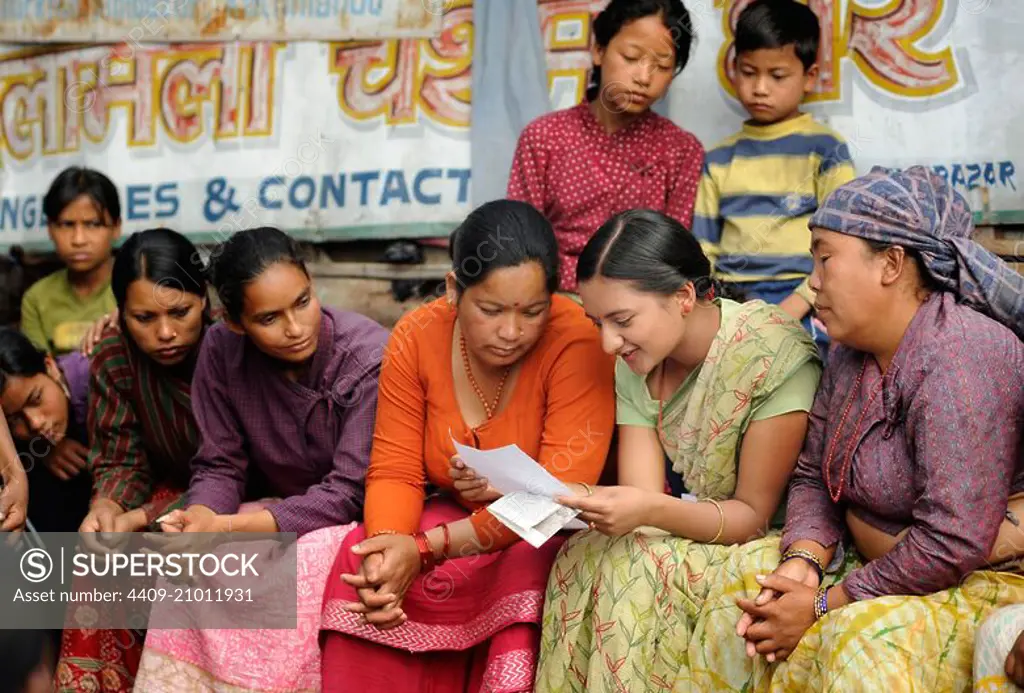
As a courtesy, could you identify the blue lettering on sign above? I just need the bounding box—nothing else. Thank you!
[380,170,411,206]
[22,196,39,228]
[126,185,151,221]
[933,161,1017,192]
[154,183,179,219]
[1,198,17,230]
[260,177,284,210]
[290,176,316,209]
[413,169,443,205]
[321,176,345,208]
[446,169,471,204]
[351,171,382,207]
[125,184,181,221]
[255,168,473,212]
[0,196,45,232]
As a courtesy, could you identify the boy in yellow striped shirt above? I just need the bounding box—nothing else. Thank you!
[693,0,855,350]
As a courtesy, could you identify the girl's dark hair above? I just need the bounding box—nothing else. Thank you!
[210,227,309,322]
[735,0,820,72]
[42,166,121,225]
[587,0,694,102]
[0,328,47,394]
[449,200,560,295]
[112,228,208,311]
[577,208,716,297]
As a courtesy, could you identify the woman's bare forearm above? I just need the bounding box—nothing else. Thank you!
[645,494,772,545]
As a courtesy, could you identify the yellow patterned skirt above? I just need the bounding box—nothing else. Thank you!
[535,529,1024,692]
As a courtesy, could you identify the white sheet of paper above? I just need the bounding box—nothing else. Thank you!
[450,435,592,544]
[451,437,572,497]
[488,491,563,525]
[488,492,581,548]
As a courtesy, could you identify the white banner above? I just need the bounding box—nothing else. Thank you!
[0,0,1019,251]
[0,0,444,42]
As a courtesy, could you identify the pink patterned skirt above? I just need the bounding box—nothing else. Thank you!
[133,523,356,692]
[320,498,565,693]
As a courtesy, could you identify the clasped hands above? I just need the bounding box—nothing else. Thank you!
[452,455,823,661]
[340,534,422,630]
[332,455,482,631]
[734,557,822,663]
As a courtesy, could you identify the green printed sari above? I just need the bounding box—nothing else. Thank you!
[535,300,819,692]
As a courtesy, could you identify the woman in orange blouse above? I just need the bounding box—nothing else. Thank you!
[320,200,615,692]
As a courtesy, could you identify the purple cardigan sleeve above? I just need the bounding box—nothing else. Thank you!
[264,345,380,536]
[780,354,844,553]
[185,331,248,515]
[842,347,1022,600]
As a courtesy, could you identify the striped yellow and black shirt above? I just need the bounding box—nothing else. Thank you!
[692,113,856,303]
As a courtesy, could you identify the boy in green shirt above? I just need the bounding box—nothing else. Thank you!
[20,167,120,355]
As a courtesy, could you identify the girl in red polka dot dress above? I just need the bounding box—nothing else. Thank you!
[508,0,705,295]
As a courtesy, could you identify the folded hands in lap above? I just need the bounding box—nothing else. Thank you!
[341,534,421,630]
[735,558,820,663]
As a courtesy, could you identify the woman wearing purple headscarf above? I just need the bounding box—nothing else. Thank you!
[646,165,1024,692]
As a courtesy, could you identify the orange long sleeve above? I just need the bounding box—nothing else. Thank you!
[363,317,431,537]
[363,297,616,551]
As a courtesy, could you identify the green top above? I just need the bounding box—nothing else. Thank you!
[20,269,116,356]
[615,299,821,431]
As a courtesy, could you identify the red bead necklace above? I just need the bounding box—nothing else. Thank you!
[823,357,884,503]
[460,332,510,420]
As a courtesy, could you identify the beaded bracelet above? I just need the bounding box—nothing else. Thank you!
[780,548,825,583]
[813,585,832,621]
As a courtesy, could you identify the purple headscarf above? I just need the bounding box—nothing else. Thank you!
[810,165,1024,341]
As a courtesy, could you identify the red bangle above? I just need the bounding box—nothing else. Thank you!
[413,532,435,572]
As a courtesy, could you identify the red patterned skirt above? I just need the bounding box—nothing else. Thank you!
[56,628,143,693]
[320,498,565,693]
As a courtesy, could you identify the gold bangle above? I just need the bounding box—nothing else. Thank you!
[370,529,399,538]
[580,482,594,497]
[699,498,725,543]
[780,548,825,580]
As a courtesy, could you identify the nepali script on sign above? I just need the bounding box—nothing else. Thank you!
[450,437,586,548]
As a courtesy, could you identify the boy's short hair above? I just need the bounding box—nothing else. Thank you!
[735,0,820,71]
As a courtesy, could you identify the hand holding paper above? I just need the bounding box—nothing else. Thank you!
[450,437,572,497]
[451,436,585,547]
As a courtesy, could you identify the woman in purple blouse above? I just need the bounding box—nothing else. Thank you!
[137,227,388,692]
[159,226,387,535]
[673,166,1024,691]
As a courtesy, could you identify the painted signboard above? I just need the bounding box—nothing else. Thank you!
[0,0,1018,251]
